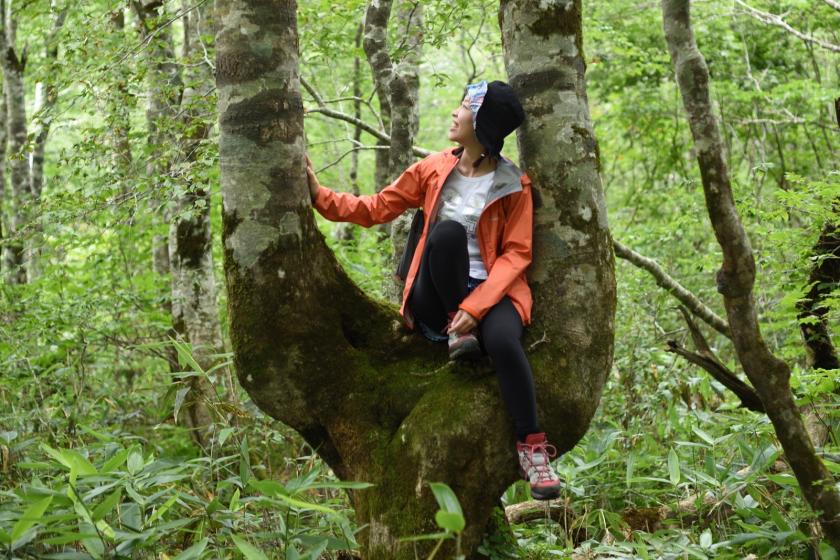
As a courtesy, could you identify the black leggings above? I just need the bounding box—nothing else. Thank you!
[408,220,541,441]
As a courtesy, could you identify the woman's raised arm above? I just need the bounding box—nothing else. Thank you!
[307,155,428,227]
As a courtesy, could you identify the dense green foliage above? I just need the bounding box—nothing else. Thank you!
[0,0,837,558]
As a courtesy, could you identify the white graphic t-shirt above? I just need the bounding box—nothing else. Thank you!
[435,168,495,279]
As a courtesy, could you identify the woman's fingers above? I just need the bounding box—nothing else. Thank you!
[448,310,477,335]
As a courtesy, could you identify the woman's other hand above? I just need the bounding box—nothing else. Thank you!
[445,309,478,335]
[304,154,320,202]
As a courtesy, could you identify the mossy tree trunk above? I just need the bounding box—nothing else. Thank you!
[215,0,614,558]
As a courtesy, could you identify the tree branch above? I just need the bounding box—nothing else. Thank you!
[304,105,430,158]
[734,0,840,53]
[667,307,764,412]
[822,0,840,13]
[614,240,731,338]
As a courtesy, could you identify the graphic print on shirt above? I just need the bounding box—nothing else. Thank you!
[438,188,486,237]
[435,170,496,279]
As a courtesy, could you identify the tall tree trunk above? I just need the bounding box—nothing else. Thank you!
[167,0,231,446]
[0,79,6,278]
[216,0,614,558]
[385,0,423,304]
[108,8,133,183]
[23,4,67,283]
[362,0,393,191]
[133,0,182,278]
[361,0,423,303]
[29,4,66,199]
[662,0,840,548]
[1,0,30,285]
[333,23,364,243]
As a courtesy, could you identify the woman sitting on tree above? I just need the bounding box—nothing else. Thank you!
[305,80,562,500]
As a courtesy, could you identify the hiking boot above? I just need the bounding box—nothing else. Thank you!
[445,312,481,360]
[516,432,562,500]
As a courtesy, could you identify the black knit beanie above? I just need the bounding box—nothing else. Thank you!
[473,80,525,159]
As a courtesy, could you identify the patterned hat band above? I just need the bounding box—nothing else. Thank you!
[465,80,488,130]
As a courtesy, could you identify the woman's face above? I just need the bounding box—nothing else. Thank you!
[447,96,476,145]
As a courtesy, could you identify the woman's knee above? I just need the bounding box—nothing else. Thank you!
[429,220,467,246]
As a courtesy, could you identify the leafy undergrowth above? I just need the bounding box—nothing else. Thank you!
[1,340,837,559]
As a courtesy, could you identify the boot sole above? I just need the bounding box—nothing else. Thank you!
[519,467,561,501]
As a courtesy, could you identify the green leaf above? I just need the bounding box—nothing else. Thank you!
[146,494,179,526]
[668,448,681,485]
[274,493,339,516]
[435,510,465,533]
[41,444,97,481]
[249,479,288,497]
[218,427,235,446]
[92,488,122,522]
[127,448,144,475]
[11,496,53,544]
[625,452,635,488]
[229,488,241,512]
[173,387,190,423]
[173,537,209,560]
[232,535,269,560]
[818,542,839,560]
[691,426,715,446]
[429,482,463,515]
[101,448,130,473]
[699,529,712,548]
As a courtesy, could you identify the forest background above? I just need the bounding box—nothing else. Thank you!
[0,0,838,558]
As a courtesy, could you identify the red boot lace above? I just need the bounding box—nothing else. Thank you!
[523,441,558,483]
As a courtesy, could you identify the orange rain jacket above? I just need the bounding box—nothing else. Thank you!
[313,146,534,331]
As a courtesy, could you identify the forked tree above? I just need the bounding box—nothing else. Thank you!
[215,0,615,557]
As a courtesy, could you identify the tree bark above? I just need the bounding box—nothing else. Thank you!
[362,0,394,190]
[384,0,422,305]
[796,211,840,372]
[133,0,183,278]
[29,4,66,199]
[662,0,840,548]
[106,8,134,186]
[1,0,30,285]
[21,4,67,283]
[215,0,614,558]
[167,0,233,447]
[0,75,6,279]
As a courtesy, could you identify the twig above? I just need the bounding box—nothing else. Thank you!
[304,106,431,158]
[734,0,840,53]
[614,240,731,338]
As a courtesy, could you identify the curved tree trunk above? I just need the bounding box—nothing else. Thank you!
[662,0,840,548]
[215,0,614,558]
[500,0,616,453]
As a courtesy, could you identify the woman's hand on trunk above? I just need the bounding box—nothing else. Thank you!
[305,154,320,202]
